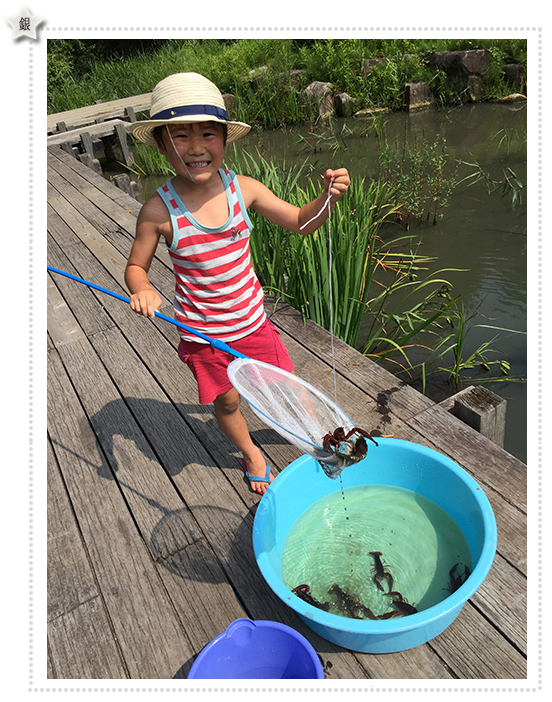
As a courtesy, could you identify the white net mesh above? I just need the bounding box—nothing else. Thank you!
[227,357,368,478]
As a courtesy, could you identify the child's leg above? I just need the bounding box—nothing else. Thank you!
[213,387,274,495]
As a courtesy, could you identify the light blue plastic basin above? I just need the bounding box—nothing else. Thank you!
[253,438,497,654]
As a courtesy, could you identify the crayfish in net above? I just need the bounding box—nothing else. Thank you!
[318,426,379,478]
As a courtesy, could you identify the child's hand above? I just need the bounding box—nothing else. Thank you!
[129,288,162,319]
[323,168,351,202]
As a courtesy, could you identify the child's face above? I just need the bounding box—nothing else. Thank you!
[160,121,226,184]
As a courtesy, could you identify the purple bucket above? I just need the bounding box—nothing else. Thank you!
[187,618,324,679]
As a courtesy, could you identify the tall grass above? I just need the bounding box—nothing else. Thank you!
[225,146,459,352]
[379,130,458,228]
[393,299,523,392]
[121,136,522,387]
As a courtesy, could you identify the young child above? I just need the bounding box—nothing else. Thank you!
[127,72,350,495]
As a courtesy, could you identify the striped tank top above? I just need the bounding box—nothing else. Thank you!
[157,169,266,343]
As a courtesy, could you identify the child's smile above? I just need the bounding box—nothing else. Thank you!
[162,122,226,184]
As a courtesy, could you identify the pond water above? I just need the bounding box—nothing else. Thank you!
[134,102,527,463]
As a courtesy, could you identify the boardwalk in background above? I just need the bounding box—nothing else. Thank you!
[46,144,527,680]
[47,93,151,133]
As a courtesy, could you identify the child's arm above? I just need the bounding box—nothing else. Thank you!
[239,168,350,235]
[125,198,166,319]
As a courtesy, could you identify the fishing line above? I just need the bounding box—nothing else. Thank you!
[165,125,196,183]
[300,176,338,404]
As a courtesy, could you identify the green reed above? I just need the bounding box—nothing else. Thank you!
[126,140,522,387]
[394,298,524,392]
[286,177,401,346]
[379,130,457,228]
[225,145,457,351]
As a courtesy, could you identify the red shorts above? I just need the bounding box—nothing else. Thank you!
[177,318,295,404]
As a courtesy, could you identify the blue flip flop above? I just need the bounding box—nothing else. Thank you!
[242,459,272,485]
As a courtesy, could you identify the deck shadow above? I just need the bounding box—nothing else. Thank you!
[70,396,291,481]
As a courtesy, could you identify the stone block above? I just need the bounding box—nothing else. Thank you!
[335,92,355,117]
[362,57,386,76]
[429,49,492,98]
[404,82,433,110]
[302,81,334,117]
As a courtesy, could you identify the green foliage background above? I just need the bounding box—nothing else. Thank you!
[47,38,527,126]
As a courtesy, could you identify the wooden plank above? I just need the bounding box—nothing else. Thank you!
[47,119,129,146]
[355,644,454,679]
[51,332,201,562]
[80,185,140,238]
[47,346,194,678]
[429,600,526,678]
[48,598,128,679]
[47,94,152,133]
[47,270,86,348]
[407,403,526,508]
[48,184,129,292]
[48,430,125,678]
[48,161,123,239]
[47,440,101,620]
[46,645,55,679]
[47,235,117,338]
[48,146,105,195]
[48,145,142,217]
[153,539,249,677]
[470,553,526,655]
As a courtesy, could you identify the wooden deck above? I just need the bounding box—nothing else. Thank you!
[46,144,527,681]
[47,93,151,133]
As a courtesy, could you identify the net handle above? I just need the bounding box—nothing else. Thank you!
[47,267,248,359]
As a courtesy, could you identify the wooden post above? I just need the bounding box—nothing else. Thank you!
[113,173,140,199]
[80,131,95,157]
[440,385,507,447]
[60,141,74,156]
[55,122,72,153]
[78,152,103,174]
[101,135,116,161]
[114,123,134,168]
[79,130,103,173]
[124,106,136,122]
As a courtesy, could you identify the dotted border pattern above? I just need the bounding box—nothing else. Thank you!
[42,26,542,33]
[34,27,540,693]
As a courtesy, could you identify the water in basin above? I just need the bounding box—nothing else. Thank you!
[280,483,472,619]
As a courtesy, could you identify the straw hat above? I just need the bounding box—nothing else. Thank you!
[129,72,251,146]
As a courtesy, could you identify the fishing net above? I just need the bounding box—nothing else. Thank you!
[227,357,368,478]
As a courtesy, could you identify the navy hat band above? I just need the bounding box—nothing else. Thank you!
[151,104,229,121]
